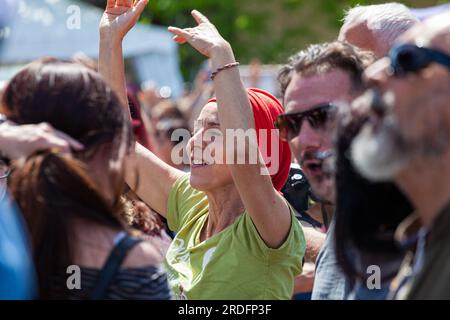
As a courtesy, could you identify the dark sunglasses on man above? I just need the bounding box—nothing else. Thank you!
[389,43,450,76]
[274,103,336,141]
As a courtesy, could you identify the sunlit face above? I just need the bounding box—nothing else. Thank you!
[186,102,234,192]
[283,70,354,203]
[351,19,450,182]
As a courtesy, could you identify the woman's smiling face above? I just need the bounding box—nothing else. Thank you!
[187,102,234,192]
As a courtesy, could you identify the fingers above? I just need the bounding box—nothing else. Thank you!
[39,135,72,154]
[38,122,54,133]
[106,0,115,8]
[37,123,84,152]
[172,35,187,44]
[116,0,124,6]
[170,27,193,44]
[168,26,192,43]
[52,130,85,151]
[191,10,209,25]
[133,0,149,15]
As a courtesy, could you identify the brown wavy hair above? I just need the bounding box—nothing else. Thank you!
[278,41,375,98]
[1,58,133,298]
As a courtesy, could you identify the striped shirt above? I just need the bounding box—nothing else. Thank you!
[50,265,172,300]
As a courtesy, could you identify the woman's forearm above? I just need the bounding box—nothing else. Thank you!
[210,44,255,134]
[209,44,262,170]
[99,34,129,111]
[0,122,16,158]
[98,0,148,110]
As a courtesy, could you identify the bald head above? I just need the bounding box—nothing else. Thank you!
[339,3,419,57]
[399,11,450,54]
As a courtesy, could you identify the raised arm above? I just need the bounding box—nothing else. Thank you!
[98,0,183,216]
[99,0,148,108]
[168,11,292,248]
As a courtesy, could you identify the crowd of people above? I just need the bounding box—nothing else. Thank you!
[0,0,450,300]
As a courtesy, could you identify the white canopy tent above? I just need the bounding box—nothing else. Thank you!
[0,0,183,97]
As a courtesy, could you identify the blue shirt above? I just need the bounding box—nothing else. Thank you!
[311,218,351,300]
[312,217,398,300]
[0,195,37,299]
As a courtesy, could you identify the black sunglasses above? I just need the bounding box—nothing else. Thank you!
[274,103,335,141]
[389,43,450,76]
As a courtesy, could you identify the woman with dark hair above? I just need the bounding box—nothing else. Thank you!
[1,58,171,300]
[99,1,305,299]
[333,108,413,299]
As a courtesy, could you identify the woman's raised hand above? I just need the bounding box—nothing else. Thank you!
[0,122,84,160]
[168,10,231,58]
[100,0,149,40]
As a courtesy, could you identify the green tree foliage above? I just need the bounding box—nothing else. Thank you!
[83,0,444,81]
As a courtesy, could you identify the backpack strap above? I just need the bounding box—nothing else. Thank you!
[89,233,142,300]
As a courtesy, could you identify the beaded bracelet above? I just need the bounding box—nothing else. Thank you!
[210,62,240,81]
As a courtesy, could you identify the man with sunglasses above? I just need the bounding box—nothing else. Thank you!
[350,12,450,299]
[278,42,374,300]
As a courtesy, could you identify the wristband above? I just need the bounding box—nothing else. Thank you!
[210,62,240,81]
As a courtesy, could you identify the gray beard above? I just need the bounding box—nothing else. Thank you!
[351,116,450,182]
[351,118,411,182]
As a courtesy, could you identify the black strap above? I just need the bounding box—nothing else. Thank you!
[89,234,142,300]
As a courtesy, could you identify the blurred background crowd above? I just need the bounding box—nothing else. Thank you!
[1,0,450,301]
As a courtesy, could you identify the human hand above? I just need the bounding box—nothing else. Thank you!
[168,10,231,58]
[100,0,149,41]
[0,122,84,160]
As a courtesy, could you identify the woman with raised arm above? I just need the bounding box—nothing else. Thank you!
[99,0,305,300]
[2,58,171,300]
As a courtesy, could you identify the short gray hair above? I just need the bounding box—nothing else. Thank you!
[341,3,418,49]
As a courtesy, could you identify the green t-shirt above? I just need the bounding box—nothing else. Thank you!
[165,174,305,300]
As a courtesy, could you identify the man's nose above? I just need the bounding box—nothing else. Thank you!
[296,120,322,149]
[363,57,392,89]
